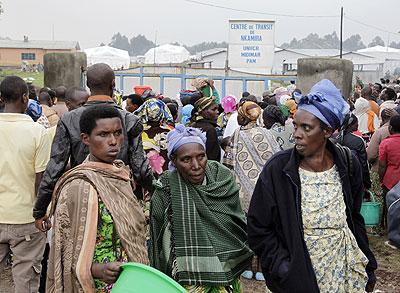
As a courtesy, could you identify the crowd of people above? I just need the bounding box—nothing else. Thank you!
[1,62,400,293]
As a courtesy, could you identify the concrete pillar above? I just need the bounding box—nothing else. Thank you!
[297,58,353,99]
[44,52,87,89]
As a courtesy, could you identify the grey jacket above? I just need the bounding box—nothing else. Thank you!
[33,99,154,219]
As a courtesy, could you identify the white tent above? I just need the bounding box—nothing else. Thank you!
[84,46,130,69]
[357,46,400,53]
[144,44,190,64]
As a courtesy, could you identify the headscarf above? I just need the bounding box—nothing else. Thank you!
[192,96,215,122]
[221,95,237,113]
[181,104,194,126]
[134,97,174,124]
[342,113,358,133]
[285,99,297,115]
[194,96,214,113]
[353,97,377,133]
[263,105,286,126]
[293,90,302,103]
[279,94,292,106]
[353,97,370,116]
[336,113,358,143]
[274,87,290,105]
[237,101,262,122]
[26,99,43,122]
[167,124,207,170]
[297,79,350,130]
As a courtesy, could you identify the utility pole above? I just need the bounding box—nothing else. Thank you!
[153,30,158,65]
[387,32,390,52]
[340,7,343,58]
[52,24,55,41]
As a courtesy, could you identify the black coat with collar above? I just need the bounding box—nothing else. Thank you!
[247,140,377,293]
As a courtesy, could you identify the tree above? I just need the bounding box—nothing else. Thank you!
[368,36,385,47]
[279,32,340,49]
[185,41,228,54]
[322,31,340,49]
[343,34,366,51]
[109,33,131,52]
[130,34,155,56]
[390,41,400,49]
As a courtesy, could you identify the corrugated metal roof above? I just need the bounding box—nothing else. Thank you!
[288,49,345,57]
[0,39,80,50]
[197,48,227,58]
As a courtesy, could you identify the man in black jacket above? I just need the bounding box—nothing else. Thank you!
[248,79,377,292]
[33,63,154,230]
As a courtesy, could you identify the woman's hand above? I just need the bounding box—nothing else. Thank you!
[91,262,122,284]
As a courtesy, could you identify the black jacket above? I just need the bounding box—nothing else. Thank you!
[33,100,154,219]
[247,141,377,293]
[341,132,372,189]
[192,119,221,162]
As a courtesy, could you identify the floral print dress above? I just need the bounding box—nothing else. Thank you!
[299,166,368,292]
[93,200,128,292]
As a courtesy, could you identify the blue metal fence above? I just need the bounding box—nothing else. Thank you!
[115,67,296,97]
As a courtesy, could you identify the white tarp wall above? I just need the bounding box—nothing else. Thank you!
[85,46,130,69]
[144,44,190,64]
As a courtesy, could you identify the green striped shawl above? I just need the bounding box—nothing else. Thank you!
[150,161,252,286]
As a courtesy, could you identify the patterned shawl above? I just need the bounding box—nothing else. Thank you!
[150,161,252,286]
[46,160,148,293]
[223,123,281,212]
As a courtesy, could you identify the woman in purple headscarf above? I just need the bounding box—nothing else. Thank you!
[150,125,253,292]
[248,79,377,293]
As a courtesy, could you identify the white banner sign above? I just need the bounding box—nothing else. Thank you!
[228,20,275,71]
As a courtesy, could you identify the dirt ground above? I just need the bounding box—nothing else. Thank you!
[1,235,399,292]
[240,234,400,293]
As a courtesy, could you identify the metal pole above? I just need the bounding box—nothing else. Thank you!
[153,30,157,65]
[387,32,390,52]
[340,7,343,58]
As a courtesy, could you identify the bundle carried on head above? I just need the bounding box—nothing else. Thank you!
[134,98,174,125]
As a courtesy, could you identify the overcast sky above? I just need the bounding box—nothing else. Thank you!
[0,0,399,49]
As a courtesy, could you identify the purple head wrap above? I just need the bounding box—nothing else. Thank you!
[167,124,207,170]
[221,95,237,113]
[297,79,350,130]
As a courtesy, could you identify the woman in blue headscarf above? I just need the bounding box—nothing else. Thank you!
[180,104,194,126]
[247,79,377,293]
[134,98,174,175]
[150,125,253,293]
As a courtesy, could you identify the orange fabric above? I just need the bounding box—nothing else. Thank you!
[87,95,113,102]
[369,100,379,116]
[367,110,376,133]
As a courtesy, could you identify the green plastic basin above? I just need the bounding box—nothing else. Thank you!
[111,262,186,293]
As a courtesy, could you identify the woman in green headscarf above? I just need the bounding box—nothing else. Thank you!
[150,125,253,293]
